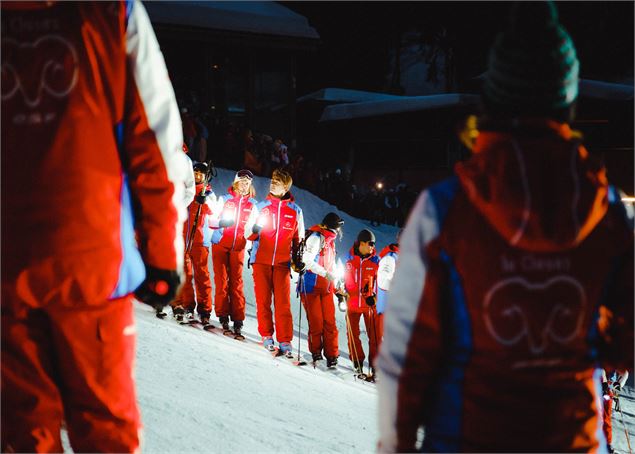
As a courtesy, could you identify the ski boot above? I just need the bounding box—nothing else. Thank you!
[279,342,294,359]
[184,308,195,324]
[220,316,232,336]
[155,306,168,319]
[326,357,338,368]
[353,360,367,379]
[233,321,245,340]
[172,306,185,322]
[312,352,324,362]
[199,313,214,330]
[263,336,275,352]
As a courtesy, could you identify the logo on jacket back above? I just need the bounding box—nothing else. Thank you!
[2,35,79,117]
[483,275,586,357]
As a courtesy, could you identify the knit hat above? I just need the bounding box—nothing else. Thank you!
[483,1,579,118]
[357,229,375,243]
[322,212,344,231]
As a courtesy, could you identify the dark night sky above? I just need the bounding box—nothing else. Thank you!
[283,1,634,96]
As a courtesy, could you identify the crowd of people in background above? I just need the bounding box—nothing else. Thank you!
[177,109,417,228]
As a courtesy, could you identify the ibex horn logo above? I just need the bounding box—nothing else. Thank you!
[2,35,79,107]
[483,276,586,355]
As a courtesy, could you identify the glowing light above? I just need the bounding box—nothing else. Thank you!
[376,182,384,190]
[222,209,235,222]
[621,196,635,203]
[334,259,345,281]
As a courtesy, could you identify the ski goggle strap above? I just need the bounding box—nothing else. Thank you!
[234,169,254,182]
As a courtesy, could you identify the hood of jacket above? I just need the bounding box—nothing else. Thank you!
[379,244,399,258]
[455,120,608,252]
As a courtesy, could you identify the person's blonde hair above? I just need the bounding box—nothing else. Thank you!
[271,168,292,190]
[232,180,256,197]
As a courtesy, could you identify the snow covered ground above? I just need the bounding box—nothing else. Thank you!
[60,168,633,453]
[136,168,396,453]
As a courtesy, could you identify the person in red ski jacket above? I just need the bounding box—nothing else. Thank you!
[1,1,185,452]
[343,229,381,376]
[297,212,345,367]
[601,369,630,453]
[244,169,304,355]
[171,161,216,324]
[209,169,257,336]
[377,3,634,452]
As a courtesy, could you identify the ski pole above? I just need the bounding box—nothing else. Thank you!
[344,309,363,376]
[616,396,632,454]
[295,273,307,366]
[368,306,380,378]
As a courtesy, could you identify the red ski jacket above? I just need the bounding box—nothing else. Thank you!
[245,192,304,267]
[344,245,380,312]
[377,121,634,452]
[183,183,214,248]
[1,1,185,307]
[301,225,338,294]
[211,187,257,251]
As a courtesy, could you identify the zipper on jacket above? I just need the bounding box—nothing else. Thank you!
[231,196,243,251]
[271,201,282,266]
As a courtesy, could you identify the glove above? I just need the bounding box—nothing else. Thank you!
[366,294,377,307]
[602,381,611,399]
[134,265,181,311]
[325,271,337,282]
[613,382,622,393]
[219,218,235,228]
[195,194,207,204]
[292,261,306,274]
[252,224,262,235]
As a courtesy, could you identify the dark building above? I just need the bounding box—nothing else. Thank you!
[297,81,634,197]
[145,1,319,168]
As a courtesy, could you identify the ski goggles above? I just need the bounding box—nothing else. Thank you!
[234,169,254,182]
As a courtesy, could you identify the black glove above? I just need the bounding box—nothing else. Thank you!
[366,294,377,307]
[195,194,207,204]
[252,224,262,235]
[134,265,181,310]
[292,261,306,274]
[219,218,235,228]
[613,382,622,393]
[602,381,611,398]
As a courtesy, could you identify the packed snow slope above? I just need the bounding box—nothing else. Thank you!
[61,168,633,453]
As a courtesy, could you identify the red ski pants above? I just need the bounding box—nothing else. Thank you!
[173,244,212,315]
[346,307,381,367]
[1,295,140,453]
[300,290,338,358]
[602,393,613,445]
[252,264,292,343]
[212,244,246,321]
